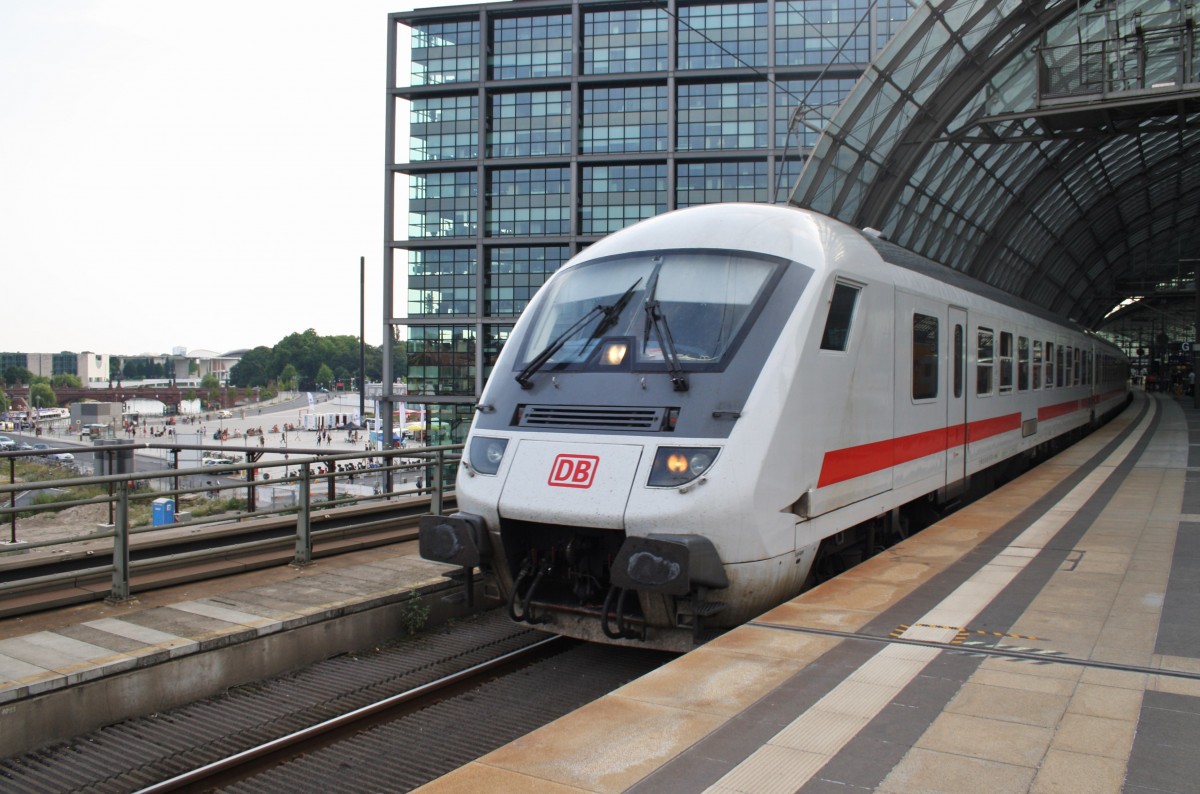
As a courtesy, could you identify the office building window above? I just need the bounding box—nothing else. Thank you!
[411,21,479,85]
[584,7,668,74]
[489,91,571,157]
[407,324,476,397]
[877,0,913,47]
[677,161,768,206]
[410,95,478,161]
[486,168,571,236]
[581,164,666,235]
[679,2,768,69]
[773,157,805,203]
[677,82,768,150]
[483,323,515,382]
[491,14,572,79]
[409,171,477,238]
[486,246,569,316]
[776,0,871,66]
[408,249,476,317]
[581,84,668,154]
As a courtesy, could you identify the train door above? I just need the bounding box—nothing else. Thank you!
[947,307,968,489]
[893,291,950,495]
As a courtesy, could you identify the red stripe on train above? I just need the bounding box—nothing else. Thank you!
[817,388,1123,488]
[1037,398,1087,421]
[818,411,1020,488]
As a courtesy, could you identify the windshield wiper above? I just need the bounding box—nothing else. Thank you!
[586,277,642,342]
[515,278,642,390]
[642,270,689,392]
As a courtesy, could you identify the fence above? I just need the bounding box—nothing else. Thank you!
[1,442,462,603]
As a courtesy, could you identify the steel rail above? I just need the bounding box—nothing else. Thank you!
[132,634,564,794]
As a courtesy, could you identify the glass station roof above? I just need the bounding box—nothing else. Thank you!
[790,0,1200,344]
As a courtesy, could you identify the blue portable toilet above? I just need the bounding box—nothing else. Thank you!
[152,497,175,526]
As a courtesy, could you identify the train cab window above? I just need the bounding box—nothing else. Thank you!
[912,313,938,400]
[1018,336,1030,391]
[999,332,1014,393]
[515,250,781,378]
[977,328,994,396]
[820,281,861,352]
[1033,340,1043,389]
[1046,342,1055,387]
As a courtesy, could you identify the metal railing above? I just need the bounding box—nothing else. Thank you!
[1,442,462,604]
[1038,8,1197,102]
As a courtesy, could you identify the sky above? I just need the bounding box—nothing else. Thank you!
[0,0,462,357]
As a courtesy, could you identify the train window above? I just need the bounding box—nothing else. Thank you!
[820,282,861,352]
[1057,345,1066,387]
[1018,336,1030,391]
[954,324,963,398]
[1032,340,1043,389]
[999,332,1014,393]
[977,328,994,396]
[1046,342,1055,387]
[913,313,938,400]
[515,251,781,375]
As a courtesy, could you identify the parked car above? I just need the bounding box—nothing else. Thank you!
[0,436,15,450]
[49,451,75,463]
[203,455,236,466]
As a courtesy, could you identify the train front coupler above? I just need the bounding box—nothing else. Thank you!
[608,534,730,644]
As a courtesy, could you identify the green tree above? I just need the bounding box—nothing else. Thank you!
[229,346,273,388]
[279,363,298,392]
[3,366,32,387]
[316,363,335,390]
[51,373,82,389]
[199,374,220,390]
[0,387,10,412]
[29,382,56,408]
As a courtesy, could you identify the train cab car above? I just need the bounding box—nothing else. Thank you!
[418,203,1129,651]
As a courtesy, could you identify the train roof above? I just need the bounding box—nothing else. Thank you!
[859,232,1112,343]
[572,203,1122,355]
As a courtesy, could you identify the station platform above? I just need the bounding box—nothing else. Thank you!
[420,390,1200,794]
[0,538,461,757]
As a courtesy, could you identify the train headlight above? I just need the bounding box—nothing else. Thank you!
[468,436,508,475]
[649,447,719,487]
[601,341,628,366]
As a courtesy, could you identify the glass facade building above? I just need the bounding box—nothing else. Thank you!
[386,0,907,442]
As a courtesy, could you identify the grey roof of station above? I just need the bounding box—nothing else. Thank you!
[790,0,1200,345]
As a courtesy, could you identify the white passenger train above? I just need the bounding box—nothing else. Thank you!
[419,203,1130,650]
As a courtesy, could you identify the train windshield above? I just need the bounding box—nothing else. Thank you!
[517,251,778,372]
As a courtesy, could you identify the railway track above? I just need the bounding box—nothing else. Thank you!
[0,611,676,793]
[0,497,443,618]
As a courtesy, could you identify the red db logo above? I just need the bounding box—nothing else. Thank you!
[549,454,599,488]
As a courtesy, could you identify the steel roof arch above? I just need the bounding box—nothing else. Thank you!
[790,0,1200,332]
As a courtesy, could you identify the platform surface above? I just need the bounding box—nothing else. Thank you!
[420,390,1200,793]
[0,536,456,757]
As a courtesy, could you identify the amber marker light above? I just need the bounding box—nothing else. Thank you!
[649,447,720,487]
[602,342,628,366]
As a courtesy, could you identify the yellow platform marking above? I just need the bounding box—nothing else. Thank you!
[890,622,1042,643]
